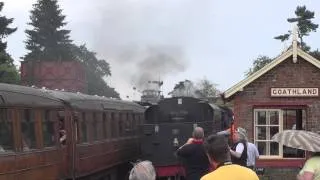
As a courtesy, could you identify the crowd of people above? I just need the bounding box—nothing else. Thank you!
[128,126,320,180]
[176,126,259,180]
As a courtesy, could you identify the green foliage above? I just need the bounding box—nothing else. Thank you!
[246,56,273,76]
[288,6,319,37]
[0,63,20,84]
[70,44,119,98]
[0,52,19,84]
[0,2,17,52]
[170,79,220,99]
[0,2,19,84]
[195,78,219,98]
[274,32,290,42]
[71,44,111,77]
[310,49,320,60]
[24,0,73,61]
[274,5,318,51]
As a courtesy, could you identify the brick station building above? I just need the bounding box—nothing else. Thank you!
[222,40,320,168]
[20,60,87,93]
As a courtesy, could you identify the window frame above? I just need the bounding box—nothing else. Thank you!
[254,109,283,158]
[254,108,306,159]
[20,108,38,151]
[0,108,15,153]
[41,109,57,148]
[80,112,88,143]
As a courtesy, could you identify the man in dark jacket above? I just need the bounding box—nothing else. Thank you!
[176,127,210,180]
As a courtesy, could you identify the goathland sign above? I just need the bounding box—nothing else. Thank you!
[271,88,319,97]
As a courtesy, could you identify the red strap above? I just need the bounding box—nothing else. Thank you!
[192,139,203,144]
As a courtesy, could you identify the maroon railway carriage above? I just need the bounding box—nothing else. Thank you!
[0,83,145,180]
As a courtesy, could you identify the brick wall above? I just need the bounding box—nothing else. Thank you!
[20,61,87,93]
[230,56,320,140]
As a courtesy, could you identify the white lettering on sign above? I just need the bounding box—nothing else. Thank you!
[271,88,319,97]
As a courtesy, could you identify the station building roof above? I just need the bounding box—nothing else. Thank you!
[223,47,320,100]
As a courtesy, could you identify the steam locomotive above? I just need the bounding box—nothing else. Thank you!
[0,83,145,180]
[140,96,233,178]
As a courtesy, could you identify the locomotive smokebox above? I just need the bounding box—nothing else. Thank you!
[141,96,233,177]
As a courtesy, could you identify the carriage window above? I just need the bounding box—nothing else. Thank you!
[131,114,135,136]
[137,114,142,131]
[0,109,14,152]
[81,112,88,143]
[125,113,131,136]
[42,110,55,147]
[132,114,139,135]
[58,113,66,145]
[92,113,98,141]
[102,113,107,139]
[118,113,124,137]
[21,109,37,150]
[95,113,103,140]
[111,112,116,138]
[140,114,144,124]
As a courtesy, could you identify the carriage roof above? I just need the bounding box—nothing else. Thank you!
[0,83,63,107]
[0,83,145,112]
[47,90,145,112]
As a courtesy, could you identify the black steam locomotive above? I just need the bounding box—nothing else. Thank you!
[140,96,233,178]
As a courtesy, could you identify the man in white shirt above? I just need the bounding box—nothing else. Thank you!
[247,142,259,170]
[229,127,248,167]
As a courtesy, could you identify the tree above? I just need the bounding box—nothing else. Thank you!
[274,5,318,51]
[194,78,220,98]
[169,80,196,97]
[247,6,319,77]
[0,61,20,84]
[24,0,73,61]
[0,2,19,84]
[245,55,272,76]
[70,44,119,98]
[0,2,17,52]
[169,79,220,99]
[310,49,320,60]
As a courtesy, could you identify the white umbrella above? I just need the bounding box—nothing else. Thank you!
[271,130,320,152]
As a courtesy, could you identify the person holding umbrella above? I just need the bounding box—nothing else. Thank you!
[296,152,320,180]
[272,130,320,180]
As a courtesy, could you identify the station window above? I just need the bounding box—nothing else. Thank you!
[80,112,88,143]
[282,109,305,158]
[0,109,14,152]
[254,109,306,158]
[42,110,55,147]
[21,109,37,150]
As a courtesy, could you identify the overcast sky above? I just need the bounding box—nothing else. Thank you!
[2,0,320,100]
